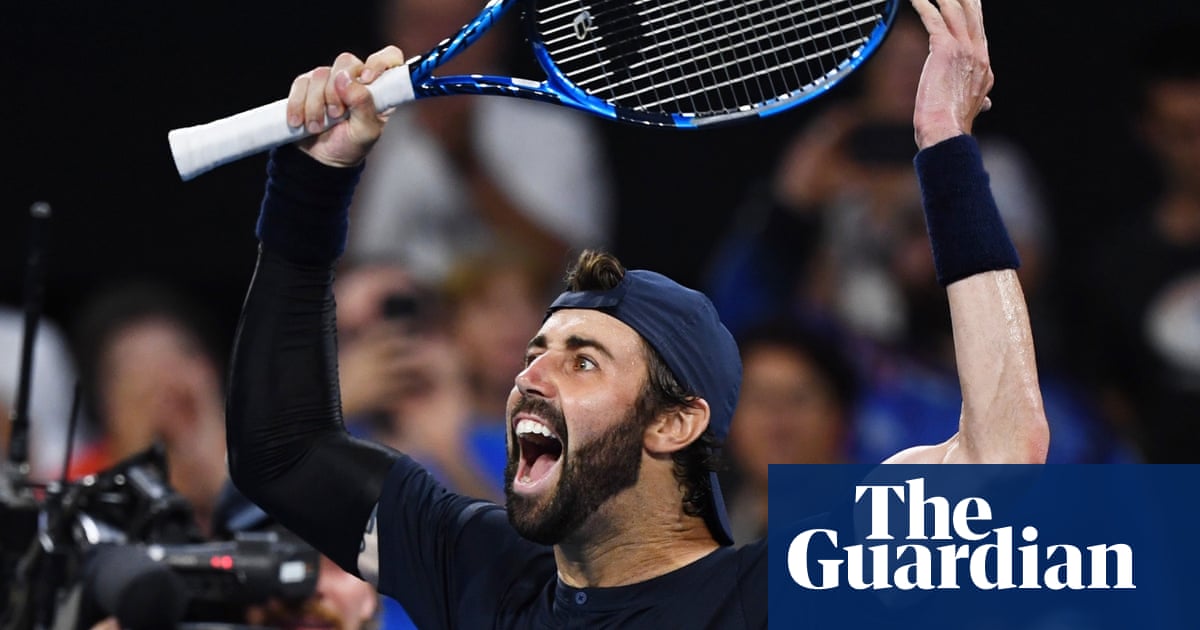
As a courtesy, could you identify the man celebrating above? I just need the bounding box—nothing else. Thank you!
[225,0,1048,626]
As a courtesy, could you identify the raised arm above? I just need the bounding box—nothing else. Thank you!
[225,48,407,579]
[884,0,1049,464]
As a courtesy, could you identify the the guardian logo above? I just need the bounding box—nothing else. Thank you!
[788,478,1135,591]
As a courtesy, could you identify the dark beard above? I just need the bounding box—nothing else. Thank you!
[504,396,645,545]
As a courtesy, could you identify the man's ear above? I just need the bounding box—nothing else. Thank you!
[644,398,711,455]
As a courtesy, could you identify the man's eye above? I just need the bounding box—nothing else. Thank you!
[576,356,597,371]
[524,353,539,367]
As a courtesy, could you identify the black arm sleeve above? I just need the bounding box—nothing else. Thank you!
[225,144,398,575]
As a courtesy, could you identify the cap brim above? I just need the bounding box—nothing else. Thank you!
[707,471,735,546]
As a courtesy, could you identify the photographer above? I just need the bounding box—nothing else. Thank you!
[71,282,229,536]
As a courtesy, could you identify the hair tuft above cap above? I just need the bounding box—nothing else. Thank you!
[565,250,626,292]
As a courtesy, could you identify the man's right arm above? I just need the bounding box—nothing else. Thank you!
[226,46,412,582]
[227,148,542,616]
[225,142,397,581]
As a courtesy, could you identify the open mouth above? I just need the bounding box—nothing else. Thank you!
[515,418,564,491]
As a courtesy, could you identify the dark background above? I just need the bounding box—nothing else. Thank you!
[3,0,1199,353]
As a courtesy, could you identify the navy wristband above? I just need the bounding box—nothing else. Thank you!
[914,135,1020,286]
[256,143,365,266]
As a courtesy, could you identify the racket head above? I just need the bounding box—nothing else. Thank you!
[526,0,900,128]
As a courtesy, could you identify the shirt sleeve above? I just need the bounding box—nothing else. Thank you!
[226,144,397,574]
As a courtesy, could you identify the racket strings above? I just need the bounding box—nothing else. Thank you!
[681,0,726,114]
[541,0,832,95]
[707,2,758,113]
[536,0,891,118]
[543,0,867,73]
[554,14,874,103]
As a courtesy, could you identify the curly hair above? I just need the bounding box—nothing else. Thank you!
[563,249,724,518]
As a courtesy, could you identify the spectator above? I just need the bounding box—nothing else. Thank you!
[724,319,859,544]
[1073,21,1200,462]
[334,260,501,501]
[439,249,555,483]
[71,282,228,536]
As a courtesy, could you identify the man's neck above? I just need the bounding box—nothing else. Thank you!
[551,492,720,588]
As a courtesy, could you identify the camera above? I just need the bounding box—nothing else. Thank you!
[0,444,319,630]
[0,204,320,629]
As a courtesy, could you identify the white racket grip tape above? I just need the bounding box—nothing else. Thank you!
[168,65,416,181]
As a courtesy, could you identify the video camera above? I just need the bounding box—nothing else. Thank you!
[1,444,320,630]
[1,203,319,629]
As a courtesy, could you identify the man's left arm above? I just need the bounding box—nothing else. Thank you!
[885,0,1049,464]
[888,265,1049,464]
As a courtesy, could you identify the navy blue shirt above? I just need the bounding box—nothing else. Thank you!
[376,456,767,629]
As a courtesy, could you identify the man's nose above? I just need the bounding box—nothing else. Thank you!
[515,353,557,399]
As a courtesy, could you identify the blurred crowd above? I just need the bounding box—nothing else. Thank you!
[2,2,1198,628]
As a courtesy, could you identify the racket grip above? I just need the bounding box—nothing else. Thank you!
[168,65,416,181]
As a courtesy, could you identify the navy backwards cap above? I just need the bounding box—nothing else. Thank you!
[547,269,742,546]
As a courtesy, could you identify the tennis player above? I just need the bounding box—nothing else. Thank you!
[225,0,1047,626]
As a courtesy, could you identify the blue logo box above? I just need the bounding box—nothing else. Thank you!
[767,465,1199,628]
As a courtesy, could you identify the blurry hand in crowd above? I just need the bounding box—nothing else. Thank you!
[338,320,435,418]
[335,262,495,499]
[772,108,868,210]
[335,264,432,418]
[383,327,472,464]
[773,12,930,212]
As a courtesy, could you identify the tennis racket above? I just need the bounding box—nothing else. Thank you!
[168,0,899,181]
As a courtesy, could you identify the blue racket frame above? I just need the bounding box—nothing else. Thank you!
[409,0,900,129]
